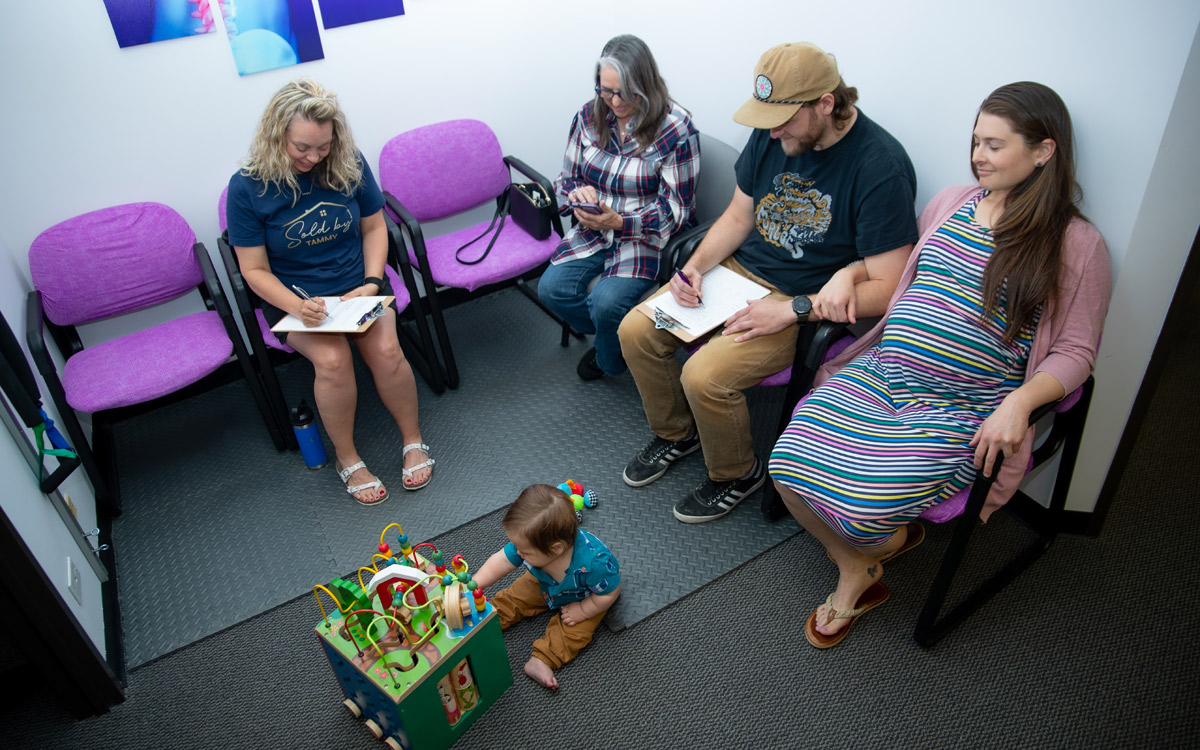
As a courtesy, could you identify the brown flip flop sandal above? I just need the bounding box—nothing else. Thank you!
[804,581,890,649]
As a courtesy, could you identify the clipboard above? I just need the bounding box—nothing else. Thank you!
[270,295,394,334]
[637,265,770,342]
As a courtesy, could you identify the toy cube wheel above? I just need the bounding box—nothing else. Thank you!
[342,698,362,718]
[364,719,384,739]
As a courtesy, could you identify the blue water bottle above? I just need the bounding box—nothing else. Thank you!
[290,399,327,470]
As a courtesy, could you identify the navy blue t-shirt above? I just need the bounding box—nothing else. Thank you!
[733,110,918,297]
[226,158,386,297]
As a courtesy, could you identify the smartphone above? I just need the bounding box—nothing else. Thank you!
[569,200,602,215]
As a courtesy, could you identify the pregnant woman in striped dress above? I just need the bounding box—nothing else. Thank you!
[768,82,1111,648]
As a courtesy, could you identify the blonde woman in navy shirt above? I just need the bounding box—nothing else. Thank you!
[228,79,433,504]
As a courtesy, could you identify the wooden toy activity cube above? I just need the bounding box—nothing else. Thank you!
[314,523,513,750]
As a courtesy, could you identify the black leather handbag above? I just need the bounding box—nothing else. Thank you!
[455,182,553,265]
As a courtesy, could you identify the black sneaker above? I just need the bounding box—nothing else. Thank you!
[672,458,766,523]
[577,347,605,381]
[622,433,701,487]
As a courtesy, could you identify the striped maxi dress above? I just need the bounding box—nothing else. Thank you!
[769,191,1038,547]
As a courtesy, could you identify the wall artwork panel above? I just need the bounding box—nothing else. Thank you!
[318,0,405,29]
[223,0,326,75]
[102,0,222,48]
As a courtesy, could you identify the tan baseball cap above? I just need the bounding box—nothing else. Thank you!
[733,42,841,129]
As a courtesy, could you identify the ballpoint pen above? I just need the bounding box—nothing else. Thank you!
[292,285,326,319]
[675,270,703,306]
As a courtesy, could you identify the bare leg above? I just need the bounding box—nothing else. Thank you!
[352,308,429,487]
[774,478,907,637]
[288,332,384,503]
[523,657,558,690]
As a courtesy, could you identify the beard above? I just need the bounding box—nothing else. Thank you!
[779,116,826,157]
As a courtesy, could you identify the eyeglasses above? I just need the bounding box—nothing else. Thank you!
[595,86,626,102]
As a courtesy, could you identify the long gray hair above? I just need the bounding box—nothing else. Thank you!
[591,34,673,150]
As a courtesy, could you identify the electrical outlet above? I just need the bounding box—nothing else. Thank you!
[67,557,82,605]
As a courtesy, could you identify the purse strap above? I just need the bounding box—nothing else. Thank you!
[455,188,512,265]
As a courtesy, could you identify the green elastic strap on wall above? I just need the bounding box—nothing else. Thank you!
[33,422,77,485]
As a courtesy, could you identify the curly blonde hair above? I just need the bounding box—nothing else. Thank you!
[240,79,362,204]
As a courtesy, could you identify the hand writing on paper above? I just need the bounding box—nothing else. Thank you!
[298,297,327,327]
[669,267,704,307]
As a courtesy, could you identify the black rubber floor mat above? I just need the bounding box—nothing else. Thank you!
[111,287,799,666]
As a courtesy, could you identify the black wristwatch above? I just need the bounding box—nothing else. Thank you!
[363,276,385,291]
[791,295,812,322]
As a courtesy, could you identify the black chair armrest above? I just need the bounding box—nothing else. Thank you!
[24,291,60,381]
[216,233,260,314]
[383,191,429,260]
[382,211,417,273]
[194,242,234,321]
[503,155,552,194]
[659,219,718,283]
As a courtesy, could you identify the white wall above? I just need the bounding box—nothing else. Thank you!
[0,234,106,651]
[2,1,1199,648]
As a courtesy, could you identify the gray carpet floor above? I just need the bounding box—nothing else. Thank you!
[5,285,1199,748]
[110,286,796,666]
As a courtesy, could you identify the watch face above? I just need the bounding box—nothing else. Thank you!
[792,295,812,317]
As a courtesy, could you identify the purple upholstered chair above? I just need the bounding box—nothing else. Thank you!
[26,202,284,516]
[378,119,567,389]
[215,187,443,436]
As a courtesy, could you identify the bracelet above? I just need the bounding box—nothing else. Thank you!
[845,258,865,268]
[363,276,385,290]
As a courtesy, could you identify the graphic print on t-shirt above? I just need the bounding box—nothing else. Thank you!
[754,173,832,259]
[283,201,353,249]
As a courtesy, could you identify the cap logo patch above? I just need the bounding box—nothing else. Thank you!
[754,75,773,101]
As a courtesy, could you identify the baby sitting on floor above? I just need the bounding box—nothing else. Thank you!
[472,483,620,689]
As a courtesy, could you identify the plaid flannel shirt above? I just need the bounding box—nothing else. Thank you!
[552,101,700,281]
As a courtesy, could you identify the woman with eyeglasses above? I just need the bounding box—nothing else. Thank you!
[767,82,1111,648]
[540,34,701,381]
[227,79,433,504]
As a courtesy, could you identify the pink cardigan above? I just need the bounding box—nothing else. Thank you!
[814,185,1112,520]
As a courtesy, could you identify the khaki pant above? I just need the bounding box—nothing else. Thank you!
[489,572,607,670]
[617,258,798,481]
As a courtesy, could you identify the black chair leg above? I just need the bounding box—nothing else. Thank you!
[91,417,122,517]
[513,278,584,345]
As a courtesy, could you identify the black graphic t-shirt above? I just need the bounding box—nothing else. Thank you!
[226,156,386,297]
[733,110,918,297]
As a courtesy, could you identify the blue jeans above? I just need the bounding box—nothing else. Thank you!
[539,252,656,375]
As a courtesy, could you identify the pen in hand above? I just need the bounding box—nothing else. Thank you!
[292,285,326,321]
[676,270,703,306]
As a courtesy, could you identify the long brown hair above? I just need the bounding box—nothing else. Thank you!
[974,82,1081,343]
[591,34,673,150]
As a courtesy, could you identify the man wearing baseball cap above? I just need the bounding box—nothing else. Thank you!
[618,42,918,523]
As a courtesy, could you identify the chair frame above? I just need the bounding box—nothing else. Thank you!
[26,241,283,517]
[384,155,568,390]
[913,376,1095,647]
[760,327,1097,647]
[215,213,446,452]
